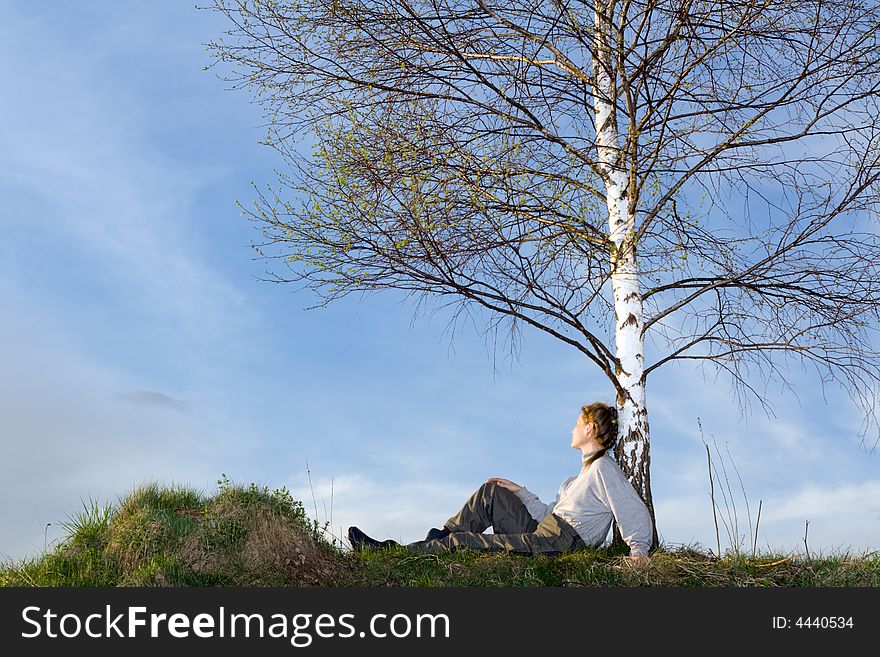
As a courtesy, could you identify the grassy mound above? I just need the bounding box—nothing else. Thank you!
[3,477,879,587]
[1,475,358,587]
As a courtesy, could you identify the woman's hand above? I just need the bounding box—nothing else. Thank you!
[486,477,523,493]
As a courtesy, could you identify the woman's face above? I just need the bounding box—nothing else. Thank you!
[570,415,596,451]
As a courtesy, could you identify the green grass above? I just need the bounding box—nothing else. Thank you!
[354,544,880,587]
[2,477,878,587]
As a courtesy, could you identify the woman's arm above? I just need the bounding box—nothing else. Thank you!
[491,477,565,522]
[595,463,654,557]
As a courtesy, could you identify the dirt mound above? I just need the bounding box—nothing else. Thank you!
[178,503,358,586]
[60,480,359,587]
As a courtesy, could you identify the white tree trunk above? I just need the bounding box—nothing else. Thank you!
[592,0,658,550]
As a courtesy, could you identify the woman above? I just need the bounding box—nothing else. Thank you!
[348,402,654,563]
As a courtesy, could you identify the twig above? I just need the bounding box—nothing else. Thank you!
[755,557,790,568]
[306,460,320,523]
[803,520,811,560]
[396,554,440,567]
[752,500,762,557]
[725,441,752,553]
[705,441,721,558]
[714,438,738,550]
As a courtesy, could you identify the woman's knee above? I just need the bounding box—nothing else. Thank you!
[479,481,519,502]
[472,481,500,504]
[476,481,495,495]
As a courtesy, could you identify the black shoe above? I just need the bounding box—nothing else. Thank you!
[425,526,451,541]
[348,526,399,552]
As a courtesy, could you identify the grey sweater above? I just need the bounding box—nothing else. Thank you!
[515,450,654,556]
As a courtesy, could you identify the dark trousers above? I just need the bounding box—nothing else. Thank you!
[404,482,586,556]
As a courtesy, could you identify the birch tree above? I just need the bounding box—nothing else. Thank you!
[207,0,880,550]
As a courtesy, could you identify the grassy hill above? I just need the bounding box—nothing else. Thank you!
[2,477,878,587]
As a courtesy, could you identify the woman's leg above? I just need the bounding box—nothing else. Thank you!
[442,482,538,535]
[408,507,588,557]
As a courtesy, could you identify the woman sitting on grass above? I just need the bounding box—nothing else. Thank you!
[348,402,654,565]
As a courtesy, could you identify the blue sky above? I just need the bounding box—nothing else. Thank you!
[1,2,878,564]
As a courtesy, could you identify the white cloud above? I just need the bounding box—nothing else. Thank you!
[752,479,880,557]
[281,470,476,548]
[762,480,880,523]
